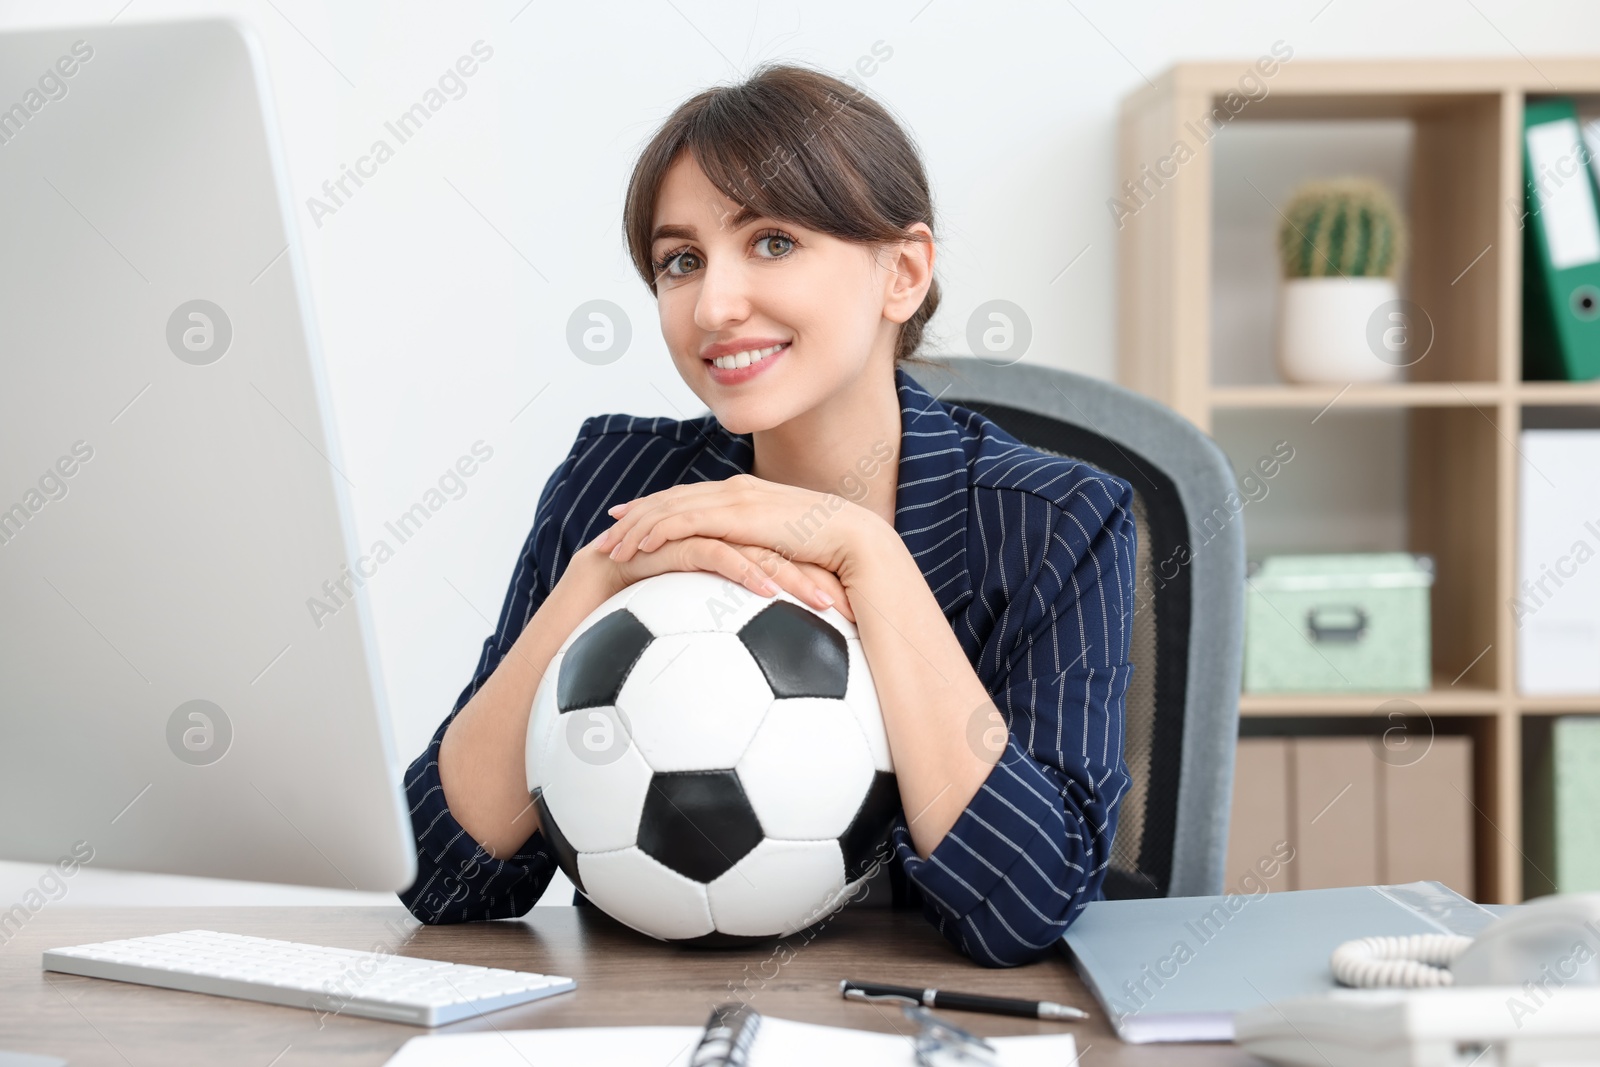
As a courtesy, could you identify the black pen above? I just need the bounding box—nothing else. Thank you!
[840,978,1089,1020]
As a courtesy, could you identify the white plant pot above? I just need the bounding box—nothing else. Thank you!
[1276,276,1404,384]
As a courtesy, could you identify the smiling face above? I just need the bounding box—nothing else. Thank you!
[649,152,930,436]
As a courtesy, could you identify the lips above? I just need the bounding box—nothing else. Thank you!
[704,341,789,385]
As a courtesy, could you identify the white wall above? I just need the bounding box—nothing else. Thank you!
[4,0,1599,907]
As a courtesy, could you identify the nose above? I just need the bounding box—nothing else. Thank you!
[692,250,753,334]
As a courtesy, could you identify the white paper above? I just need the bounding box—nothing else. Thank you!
[1517,430,1600,694]
[1529,118,1600,270]
[382,1016,1078,1067]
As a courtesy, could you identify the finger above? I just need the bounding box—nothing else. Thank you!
[787,559,854,622]
[611,535,775,598]
[625,507,733,561]
[734,545,842,616]
[600,499,668,560]
[604,488,736,561]
[614,494,748,562]
[791,561,854,623]
[620,486,782,562]
[596,489,678,551]
[603,480,732,530]
[603,475,764,558]
[692,539,781,597]
[732,545,819,608]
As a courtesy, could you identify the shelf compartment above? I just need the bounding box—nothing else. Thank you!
[1517,695,1600,714]
[1240,683,1502,717]
[1410,406,1503,690]
[1204,96,1505,395]
[1211,382,1505,408]
[1517,382,1600,405]
[1210,382,1600,407]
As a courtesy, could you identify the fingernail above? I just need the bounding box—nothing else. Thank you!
[609,545,620,560]
[607,504,624,516]
[760,578,779,594]
[815,591,835,608]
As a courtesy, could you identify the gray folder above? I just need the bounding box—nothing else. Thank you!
[1059,881,1497,1043]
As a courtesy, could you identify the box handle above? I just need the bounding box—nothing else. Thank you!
[1306,605,1368,643]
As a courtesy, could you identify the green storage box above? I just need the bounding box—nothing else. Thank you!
[1244,553,1433,693]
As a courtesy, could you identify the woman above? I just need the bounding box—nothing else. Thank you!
[400,63,1135,968]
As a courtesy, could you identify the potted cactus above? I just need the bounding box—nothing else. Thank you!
[1275,178,1410,384]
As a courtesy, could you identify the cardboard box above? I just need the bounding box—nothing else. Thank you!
[1225,733,1474,895]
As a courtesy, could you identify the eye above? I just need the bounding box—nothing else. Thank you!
[653,246,700,279]
[752,229,795,258]
[651,228,798,282]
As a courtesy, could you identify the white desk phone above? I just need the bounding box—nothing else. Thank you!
[1235,892,1600,1066]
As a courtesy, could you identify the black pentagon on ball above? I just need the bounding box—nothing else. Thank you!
[531,788,585,895]
[556,609,654,712]
[839,771,901,882]
[737,600,848,699]
[638,770,764,883]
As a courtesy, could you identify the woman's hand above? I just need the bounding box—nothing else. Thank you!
[572,526,855,623]
[588,474,871,621]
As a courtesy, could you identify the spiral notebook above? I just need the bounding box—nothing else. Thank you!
[381,1017,1076,1066]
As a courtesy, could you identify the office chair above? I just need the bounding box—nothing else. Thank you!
[911,357,1246,899]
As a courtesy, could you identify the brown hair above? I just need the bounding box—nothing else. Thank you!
[623,62,941,367]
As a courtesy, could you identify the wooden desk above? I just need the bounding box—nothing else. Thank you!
[0,906,1260,1065]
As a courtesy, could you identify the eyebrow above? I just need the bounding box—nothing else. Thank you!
[650,204,762,245]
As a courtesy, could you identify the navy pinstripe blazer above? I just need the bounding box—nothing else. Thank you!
[399,366,1137,967]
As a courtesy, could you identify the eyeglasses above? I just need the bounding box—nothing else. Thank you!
[905,1004,1000,1067]
[690,999,1000,1067]
[841,990,1001,1066]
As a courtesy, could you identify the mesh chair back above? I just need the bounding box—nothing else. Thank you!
[911,358,1244,899]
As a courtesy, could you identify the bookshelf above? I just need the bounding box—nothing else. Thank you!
[1116,58,1600,905]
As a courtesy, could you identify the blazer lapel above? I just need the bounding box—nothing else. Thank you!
[891,367,973,620]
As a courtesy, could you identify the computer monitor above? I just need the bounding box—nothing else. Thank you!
[0,18,416,892]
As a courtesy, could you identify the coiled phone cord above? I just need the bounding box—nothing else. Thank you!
[1329,934,1473,988]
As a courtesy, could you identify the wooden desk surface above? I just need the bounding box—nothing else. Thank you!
[0,906,1262,1065]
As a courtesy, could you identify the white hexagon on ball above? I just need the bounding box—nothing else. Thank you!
[578,846,714,940]
[707,838,847,937]
[526,649,567,792]
[538,719,653,853]
[843,638,892,773]
[619,570,731,635]
[616,631,774,772]
[737,697,875,840]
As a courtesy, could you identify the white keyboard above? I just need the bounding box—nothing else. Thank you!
[43,929,576,1027]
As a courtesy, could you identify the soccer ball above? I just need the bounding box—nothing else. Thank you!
[525,569,899,945]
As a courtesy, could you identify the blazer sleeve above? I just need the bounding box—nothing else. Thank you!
[397,419,598,924]
[889,473,1137,966]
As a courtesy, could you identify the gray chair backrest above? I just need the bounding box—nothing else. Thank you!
[909,357,1245,898]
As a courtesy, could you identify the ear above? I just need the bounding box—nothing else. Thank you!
[879,222,936,326]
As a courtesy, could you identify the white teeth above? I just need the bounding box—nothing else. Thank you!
[712,342,787,371]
